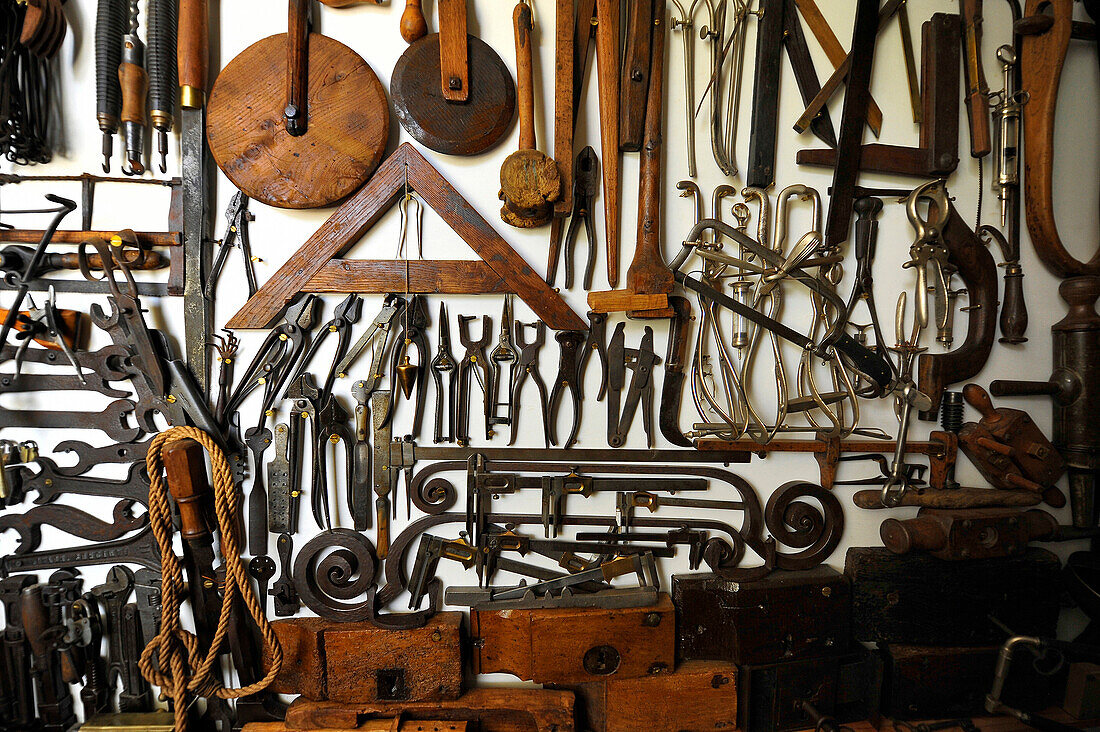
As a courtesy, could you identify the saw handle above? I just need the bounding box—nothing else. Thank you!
[177,0,208,106]
[286,0,310,136]
[400,0,427,42]
[163,438,214,542]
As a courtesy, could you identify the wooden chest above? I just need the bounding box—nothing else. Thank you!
[471,594,675,685]
[282,690,575,732]
[269,614,465,703]
[739,647,881,732]
[844,547,1061,645]
[673,567,850,665]
[570,660,738,732]
[880,644,1054,719]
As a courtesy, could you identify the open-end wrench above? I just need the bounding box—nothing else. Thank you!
[0,398,141,443]
[0,344,133,383]
[244,425,273,555]
[2,525,160,576]
[52,438,153,477]
[0,372,130,399]
[0,500,145,554]
[21,456,150,506]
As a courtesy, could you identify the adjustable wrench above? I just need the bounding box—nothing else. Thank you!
[90,566,137,709]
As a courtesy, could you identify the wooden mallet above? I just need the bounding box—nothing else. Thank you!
[499,1,561,228]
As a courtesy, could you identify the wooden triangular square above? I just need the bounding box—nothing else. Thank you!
[227,143,585,331]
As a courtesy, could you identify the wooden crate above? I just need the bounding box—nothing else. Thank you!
[471,594,675,685]
[844,547,1061,645]
[570,660,738,732]
[674,567,851,665]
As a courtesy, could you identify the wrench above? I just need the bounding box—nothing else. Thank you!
[0,372,130,398]
[90,566,134,708]
[21,457,150,506]
[0,344,134,382]
[52,438,152,477]
[244,426,273,555]
[248,555,276,613]
[2,525,160,575]
[0,500,145,554]
[271,533,299,617]
[132,568,162,646]
[0,399,140,443]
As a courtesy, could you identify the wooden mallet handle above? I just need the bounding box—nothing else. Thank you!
[514,2,535,151]
[401,0,428,43]
[177,0,208,106]
[163,438,214,541]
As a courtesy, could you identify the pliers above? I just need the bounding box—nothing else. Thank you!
[431,303,458,443]
[383,294,430,436]
[12,287,84,384]
[607,323,660,448]
[205,190,259,301]
[550,147,600,289]
[285,294,363,408]
[508,322,550,447]
[576,310,608,401]
[334,294,406,381]
[547,330,585,448]
[456,314,492,447]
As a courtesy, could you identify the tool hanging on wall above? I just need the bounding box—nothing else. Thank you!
[207,0,389,209]
[499,1,561,229]
[147,0,177,173]
[960,0,992,159]
[205,191,259,302]
[547,147,599,289]
[118,0,148,176]
[95,0,126,173]
[391,0,515,156]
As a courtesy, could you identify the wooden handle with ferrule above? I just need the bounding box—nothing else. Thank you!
[376,498,390,558]
[177,0,209,105]
[401,0,428,42]
[19,585,51,660]
[438,0,469,102]
[514,2,535,151]
[163,438,214,541]
[119,61,148,125]
[960,0,991,157]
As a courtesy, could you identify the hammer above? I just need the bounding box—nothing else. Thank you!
[499,0,561,228]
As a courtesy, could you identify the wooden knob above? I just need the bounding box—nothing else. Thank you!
[962,383,997,420]
[1059,276,1100,315]
[853,196,883,219]
[162,438,213,541]
[400,0,427,42]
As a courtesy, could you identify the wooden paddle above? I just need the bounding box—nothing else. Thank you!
[391,0,516,156]
[206,0,389,209]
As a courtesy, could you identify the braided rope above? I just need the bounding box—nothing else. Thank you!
[138,426,282,732]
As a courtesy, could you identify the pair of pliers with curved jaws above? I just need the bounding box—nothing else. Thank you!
[508,322,550,447]
[576,311,609,401]
[560,147,600,290]
[285,294,363,409]
[547,330,585,448]
[382,294,430,436]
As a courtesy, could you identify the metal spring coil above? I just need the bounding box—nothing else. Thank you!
[940,390,965,433]
[94,0,126,123]
[147,0,178,123]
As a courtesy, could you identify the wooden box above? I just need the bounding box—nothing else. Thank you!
[1063,662,1100,719]
[673,567,850,665]
[880,644,1054,719]
[269,614,465,703]
[245,722,467,732]
[570,660,738,732]
[283,690,575,732]
[739,647,881,732]
[471,594,675,685]
[845,547,1061,645]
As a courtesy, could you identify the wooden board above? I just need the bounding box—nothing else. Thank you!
[673,566,851,666]
[267,614,464,703]
[844,547,1061,645]
[284,690,575,732]
[207,33,388,210]
[227,143,585,332]
[245,722,467,732]
[570,660,738,732]
[471,594,675,685]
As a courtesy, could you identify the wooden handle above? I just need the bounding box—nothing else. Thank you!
[376,498,389,558]
[853,487,1042,509]
[400,0,428,42]
[19,585,50,659]
[320,0,386,5]
[594,0,620,287]
[618,0,654,152]
[963,383,998,420]
[880,516,946,554]
[961,0,991,157]
[52,250,168,271]
[0,307,86,350]
[438,0,469,102]
[177,0,209,105]
[163,438,214,541]
[286,0,310,136]
[626,1,672,301]
[999,266,1028,344]
[119,60,148,125]
[514,2,536,151]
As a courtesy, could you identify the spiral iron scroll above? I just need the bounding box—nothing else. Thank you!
[292,528,379,622]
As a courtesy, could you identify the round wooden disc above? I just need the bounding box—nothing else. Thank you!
[207,33,389,210]
[391,34,516,156]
